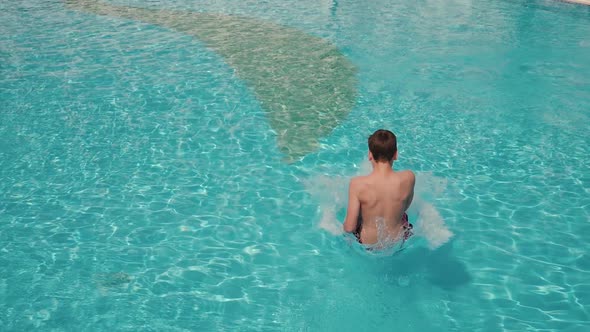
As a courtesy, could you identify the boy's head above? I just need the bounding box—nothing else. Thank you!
[368,129,397,163]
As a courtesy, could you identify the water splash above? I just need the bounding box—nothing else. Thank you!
[410,170,453,249]
[413,198,453,249]
[305,161,453,249]
[303,174,348,235]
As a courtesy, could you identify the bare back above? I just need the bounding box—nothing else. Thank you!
[351,170,415,244]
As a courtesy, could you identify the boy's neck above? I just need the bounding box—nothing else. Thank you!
[371,161,394,174]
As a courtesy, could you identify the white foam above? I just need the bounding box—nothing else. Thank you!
[413,198,453,249]
[303,174,348,235]
[318,206,343,235]
[305,160,453,249]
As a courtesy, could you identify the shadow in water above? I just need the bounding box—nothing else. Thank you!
[378,240,471,290]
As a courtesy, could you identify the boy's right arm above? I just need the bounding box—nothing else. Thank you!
[343,179,361,233]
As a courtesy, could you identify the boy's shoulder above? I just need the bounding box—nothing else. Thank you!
[396,170,416,186]
[399,169,415,179]
[349,174,370,188]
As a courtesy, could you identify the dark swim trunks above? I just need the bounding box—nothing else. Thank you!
[354,213,413,244]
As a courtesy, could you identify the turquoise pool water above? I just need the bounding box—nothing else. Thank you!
[1,0,590,330]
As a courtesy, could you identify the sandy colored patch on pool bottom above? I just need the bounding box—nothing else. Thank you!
[64,0,358,162]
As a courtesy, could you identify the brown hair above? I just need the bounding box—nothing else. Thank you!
[368,129,397,162]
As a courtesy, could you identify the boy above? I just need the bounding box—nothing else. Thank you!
[343,129,415,246]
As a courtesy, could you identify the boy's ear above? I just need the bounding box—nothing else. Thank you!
[393,151,398,160]
[368,151,374,161]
